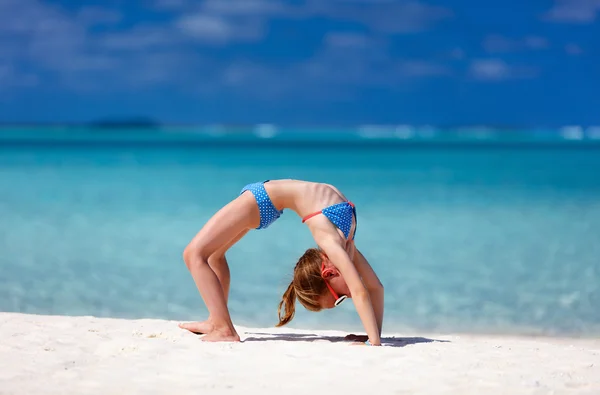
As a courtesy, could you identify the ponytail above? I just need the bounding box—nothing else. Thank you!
[276,248,327,327]
[276,281,297,327]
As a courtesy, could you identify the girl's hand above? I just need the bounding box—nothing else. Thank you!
[349,340,381,346]
[314,235,381,345]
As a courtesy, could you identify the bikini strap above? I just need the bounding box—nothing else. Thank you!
[301,201,355,223]
[301,210,322,223]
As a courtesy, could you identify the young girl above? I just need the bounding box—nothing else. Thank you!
[179,179,384,345]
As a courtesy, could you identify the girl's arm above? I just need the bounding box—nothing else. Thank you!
[351,246,384,336]
[314,231,382,346]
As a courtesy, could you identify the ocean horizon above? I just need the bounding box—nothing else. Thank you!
[1,127,599,337]
[1,124,600,144]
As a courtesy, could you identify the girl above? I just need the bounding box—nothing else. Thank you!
[179,179,384,345]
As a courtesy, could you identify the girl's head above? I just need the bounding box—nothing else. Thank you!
[276,247,350,327]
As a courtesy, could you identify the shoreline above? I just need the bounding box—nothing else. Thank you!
[4,310,599,340]
[2,312,599,394]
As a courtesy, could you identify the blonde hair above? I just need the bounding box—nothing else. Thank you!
[276,248,327,327]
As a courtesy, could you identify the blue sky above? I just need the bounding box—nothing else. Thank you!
[0,0,598,126]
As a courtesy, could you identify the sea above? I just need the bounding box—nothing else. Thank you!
[1,126,599,337]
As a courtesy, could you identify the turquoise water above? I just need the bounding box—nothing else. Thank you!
[1,128,600,337]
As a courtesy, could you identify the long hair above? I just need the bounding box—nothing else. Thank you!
[276,248,327,327]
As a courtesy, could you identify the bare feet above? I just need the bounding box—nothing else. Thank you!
[200,326,241,342]
[178,320,214,334]
[178,320,240,342]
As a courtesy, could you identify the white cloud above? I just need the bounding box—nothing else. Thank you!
[201,0,288,16]
[157,0,452,35]
[447,48,465,60]
[0,0,509,98]
[99,26,178,50]
[470,60,510,80]
[483,35,549,53]
[0,64,39,89]
[153,0,189,10]
[396,60,451,77]
[168,0,452,45]
[565,43,584,55]
[308,0,453,33]
[176,14,264,43]
[122,51,208,87]
[542,0,600,23]
[523,36,550,50]
[324,32,371,49]
[216,34,451,101]
[176,14,234,40]
[171,0,286,44]
[469,59,539,81]
[220,61,297,99]
[76,7,122,26]
[0,0,207,92]
[0,0,88,75]
[151,0,294,45]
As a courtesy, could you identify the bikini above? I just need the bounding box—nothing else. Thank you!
[240,180,357,239]
[302,201,357,240]
[240,180,283,229]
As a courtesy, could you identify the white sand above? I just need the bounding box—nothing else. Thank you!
[0,312,599,395]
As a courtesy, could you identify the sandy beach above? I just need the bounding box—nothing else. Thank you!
[0,312,598,395]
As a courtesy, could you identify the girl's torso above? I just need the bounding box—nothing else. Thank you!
[263,179,357,244]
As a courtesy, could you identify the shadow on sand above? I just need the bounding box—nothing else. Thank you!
[242,332,450,348]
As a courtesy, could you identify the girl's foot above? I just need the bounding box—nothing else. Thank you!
[178,320,214,334]
[200,326,241,342]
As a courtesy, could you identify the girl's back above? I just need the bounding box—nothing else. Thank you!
[263,179,350,216]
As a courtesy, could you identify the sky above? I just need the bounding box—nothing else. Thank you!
[0,0,599,126]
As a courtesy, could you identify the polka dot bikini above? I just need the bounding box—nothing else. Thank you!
[240,180,284,229]
[240,180,357,239]
[302,201,357,240]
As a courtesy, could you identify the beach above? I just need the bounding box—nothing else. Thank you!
[2,0,599,390]
[1,312,598,394]
[2,138,600,394]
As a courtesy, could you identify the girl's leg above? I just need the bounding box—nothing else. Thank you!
[179,229,249,334]
[182,193,259,342]
[209,229,249,303]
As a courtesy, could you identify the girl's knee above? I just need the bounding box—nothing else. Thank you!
[183,243,210,269]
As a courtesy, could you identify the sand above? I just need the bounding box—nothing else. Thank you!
[0,312,599,395]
